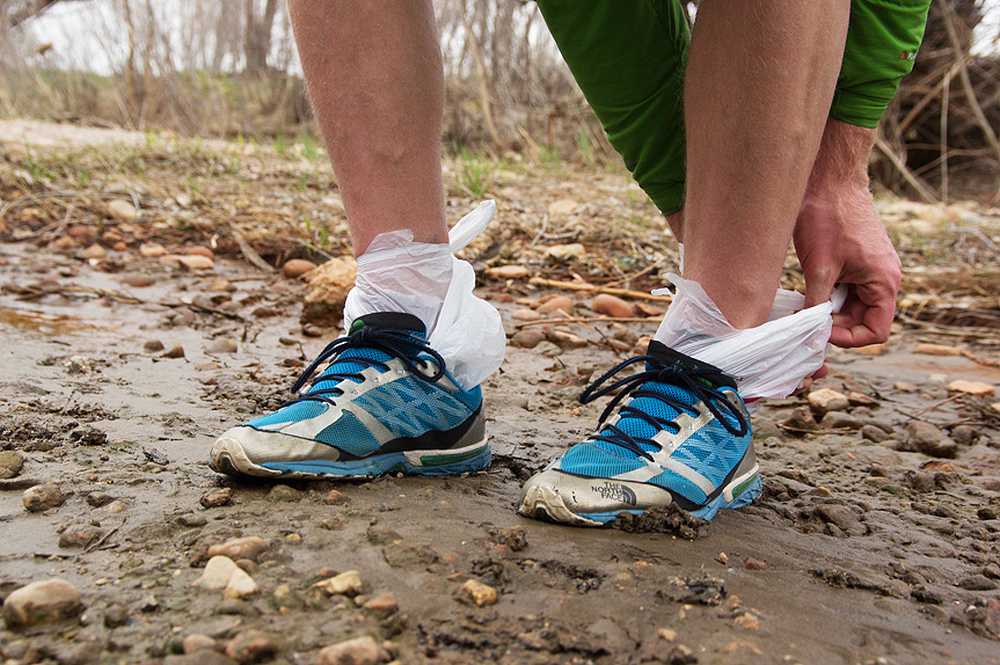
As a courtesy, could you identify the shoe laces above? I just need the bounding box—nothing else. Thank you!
[286,326,446,407]
[578,351,749,462]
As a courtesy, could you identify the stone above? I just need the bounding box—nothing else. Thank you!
[178,513,207,527]
[780,406,818,431]
[458,579,497,607]
[0,450,25,479]
[266,484,302,502]
[178,255,214,271]
[194,556,240,591]
[820,411,862,430]
[958,574,997,591]
[510,328,546,349]
[166,652,236,665]
[545,243,585,261]
[947,380,996,397]
[903,421,957,459]
[323,489,349,505]
[362,592,399,616]
[224,568,258,599]
[915,343,962,356]
[144,339,165,352]
[186,246,214,259]
[847,391,877,407]
[107,199,139,222]
[814,503,866,536]
[103,603,128,628]
[950,424,979,446]
[208,537,269,562]
[512,308,541,321]
[206,338,238,354]
[200,487,233,508]
[538,295,574,315]
[182,634,217,654]
[591,294,636,318]
[140,242,167,257]
[3,578,82,627]
[162,344,186,359]
[122,274,155,288]
[314,570,364,597]
[546,329,587,349]
[58,526,103,548]
[657,628,677,642]
[861,425,890,443]
[282,259,317,278]
[807,388,849,415]
[22,483,65,512]
[82,243,107,259]
[317,635,387,665]
[302,257,357,325]
[486,265,530,280]
[225,630,278,664]
[547,199,578,216]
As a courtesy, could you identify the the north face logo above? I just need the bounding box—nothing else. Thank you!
[591,481,637,506]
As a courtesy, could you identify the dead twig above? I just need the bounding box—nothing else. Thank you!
[231,227,275,272]
[516,315,660,329]
[529,277,673,303]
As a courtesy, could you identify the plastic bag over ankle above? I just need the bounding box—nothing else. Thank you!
[343,201,506,390]
[653,273,846,403]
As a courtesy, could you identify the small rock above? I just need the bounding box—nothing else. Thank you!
[716,552,728,565]
[22,483,66,512]
[861,425,890,443]
[545,243,585,261]
[496,527,527,552]
[282,259,317,278]
[734,612,760,631]
[85,491,114,508]
[547,198,578,216]
[820,411,862,430]
[225,630,278,664]
[537,295,574,315]
[139,242,167,257]
[2,578,82,627]
[780,406,818,431]
[947,380,996,397]
[58,526,103,548]
[323,489,349,505]
[458,579,497,607]
[317,635,388,665]
[224,568,258,599]
[894,381,918,392]
[743,558,768,571]
[657,628,677,642]
[208,537,269,562]
[546,329,587,349]
[511,308,541,321]
[592,293,636,318]
[178,255,214,271]
[847,391,877,407]
[486,265,530,280]
[162,344,186,359]
[144,339,165,352]
[667,644,697,664]
[178,513,208,527]
[903,421,957,459]
[182,634,217,654]
[122,274,155,287]
[200,487,233,508]
[194,556,240,591]
[314,570,364,597]
[950,424,979,446]
[206,338,238,354]
[362,592,399,616]
[0,450,25,479]
[958,574,997,591]
[815,503,866,536]
[302,257,357,325]
[107,199,139,222]
[82,243,107,259]
[915,343,962,356]
[807,388,849,415]
[510,328,546,349]
[186,246,214,259]
[978,506,997,521]
[103,603,128,628]
[266,484,302,502]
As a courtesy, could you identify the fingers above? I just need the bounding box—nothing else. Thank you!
[829,283,897,348]
[803,262,839,309]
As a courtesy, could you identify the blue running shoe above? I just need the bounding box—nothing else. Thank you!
[210,312,489,479]
[518,341,761,527]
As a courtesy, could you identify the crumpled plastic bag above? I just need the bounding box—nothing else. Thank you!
[344,200,506,390]
[654,272,846,402]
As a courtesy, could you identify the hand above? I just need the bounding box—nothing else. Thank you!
[793,121,902,348]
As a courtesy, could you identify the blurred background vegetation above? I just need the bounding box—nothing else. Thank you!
[0,0,998,202]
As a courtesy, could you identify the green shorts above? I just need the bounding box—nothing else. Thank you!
[537,0,932,215]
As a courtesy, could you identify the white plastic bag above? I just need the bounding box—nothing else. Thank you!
[653,273,846,402]
[344,201,506,390]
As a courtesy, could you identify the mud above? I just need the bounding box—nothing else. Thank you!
[1,124,999,665]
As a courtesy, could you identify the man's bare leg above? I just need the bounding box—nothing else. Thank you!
[288,0,446,254]
[682,1,850,328]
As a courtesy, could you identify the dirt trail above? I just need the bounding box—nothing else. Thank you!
[1,121,999,665]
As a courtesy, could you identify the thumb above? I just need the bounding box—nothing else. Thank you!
[803,263,839,309]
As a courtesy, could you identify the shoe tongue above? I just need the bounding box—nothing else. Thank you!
[645,340,736,389]
[309,312,425,396]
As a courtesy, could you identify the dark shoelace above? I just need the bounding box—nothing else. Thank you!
[285,327,446,407]
[578,354,749,462]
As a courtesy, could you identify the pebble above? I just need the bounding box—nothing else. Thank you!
[486,265,530,280]
[657,628,677,642]
[317,635,388,665]
[200,487,234,508]
[743,558,768,571]
[224,567,258,599]
[458,579,497,607]
[815,503,866,536]
[206,338,238,354]
[302,257,358,325]
[510,328,546,349]
[186,245,214,259]
[538,295,573,314]
[807,388,849,415]
[182,634,217,653]
[734,612,761,631]
[547,198,578,216]
[861,425,891,443]
[546,329,587,349]
[780,406,818,431]
[178,255,215,271]
[512,308,541,321]
[266,484,303,502]
[22,483,65,512]
[0,450,25,479]
[107,199,139,222]
[323,489,350,505]
[208,536,270,562]
[847,391,877,407]
[103,603,128,628]
[820,411,862,430]
[225,630,278,664]
[362,592,399,616]
[903,421,957,459]
[178,513,208,527]
[144,339,165,352]
[947,379,995,397]
[283,258,317,278]
[314,570,364,597]
[2,578,83,627]
[82,243,107,259]
[58,526,104,548]
[140,242,167,257]
[591,293,636,318]
[85,491,115,507]
[915,343,962,356]
[194,556,240,591]
[958,574,998,591]
[950,424,979,445]
[545,243,585,261]
[162,344,186,359]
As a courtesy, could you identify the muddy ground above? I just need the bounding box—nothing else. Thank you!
[0,121,999,665]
